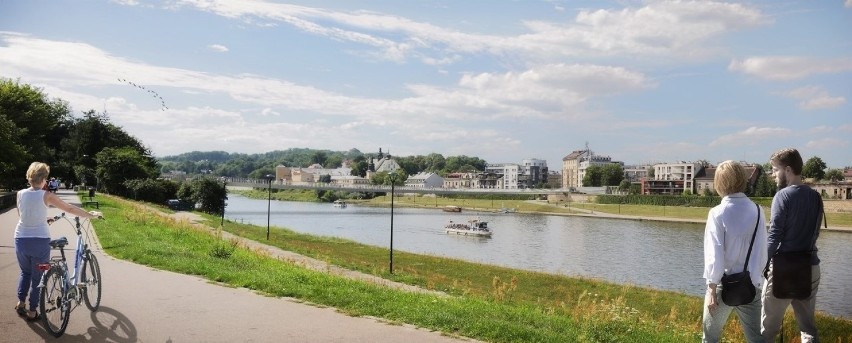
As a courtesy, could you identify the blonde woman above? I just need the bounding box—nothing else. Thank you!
[13,162,100,321]
[702,160,768,343]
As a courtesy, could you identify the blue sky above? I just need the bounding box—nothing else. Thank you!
[1,0,850,169]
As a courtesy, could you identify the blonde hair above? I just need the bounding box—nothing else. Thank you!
[26,162,50,186]
[714,160,747,196]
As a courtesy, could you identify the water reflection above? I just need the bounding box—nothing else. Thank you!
[225,194,851,318]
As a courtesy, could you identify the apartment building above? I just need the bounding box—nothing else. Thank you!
[561,150,587,189]
[641,162,702,195]
[405,172,443,188]
[485,163,520,189]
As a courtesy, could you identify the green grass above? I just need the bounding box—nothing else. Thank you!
[87,195,852,342]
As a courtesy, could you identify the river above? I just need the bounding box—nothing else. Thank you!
[225,194,851,318]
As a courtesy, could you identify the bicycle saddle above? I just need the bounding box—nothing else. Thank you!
[49,237,69,249]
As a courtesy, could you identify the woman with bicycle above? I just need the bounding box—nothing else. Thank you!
[13,162,100,321]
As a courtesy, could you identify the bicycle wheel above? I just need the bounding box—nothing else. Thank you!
[82,252,102,311]
[39,267,70,337]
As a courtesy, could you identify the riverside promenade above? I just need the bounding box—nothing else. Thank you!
[0,190,472,342]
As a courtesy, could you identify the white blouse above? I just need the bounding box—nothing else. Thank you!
[703,193,768,287]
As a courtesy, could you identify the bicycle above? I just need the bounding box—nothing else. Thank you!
[37,211,104,337]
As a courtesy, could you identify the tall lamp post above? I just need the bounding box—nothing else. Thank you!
[389,174,396,274]
[265,174,274,240]
[220,176,227,228]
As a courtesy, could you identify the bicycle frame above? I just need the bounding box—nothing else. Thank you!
[38,214,92,307]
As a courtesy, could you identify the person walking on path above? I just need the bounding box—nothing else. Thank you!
[761,148,824,342]
[702,160,767,343]
[12,162,100,321]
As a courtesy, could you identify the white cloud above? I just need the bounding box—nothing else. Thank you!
[784,86,847,110]
[709,127,792,146]
[167,0,768,63]
[729,56,852,80]
[208,44,229,52]
[846,0,852,8]
[806,138,847,150]
[260,107,279,116]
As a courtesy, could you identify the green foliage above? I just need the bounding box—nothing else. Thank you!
[177,177,227,214]
[753,172,776,197]
[0,79,71,189]
[825,168,844,182]
[596,194,775,208]
[582,165,603,187]
[601,163,624,186]
[370,170,407,185]
[802,156,827,181]
[95,146,159,196]
[124,178,179,204]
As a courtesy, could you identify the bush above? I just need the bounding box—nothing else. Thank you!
[177,177,227,214]
[124,178,179,205]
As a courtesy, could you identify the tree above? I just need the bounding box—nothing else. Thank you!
[95,147,159,196]
[600,164,624,186]
[753,172,776,197]
[618,180,631,194]
[802,156,827,181]
[0,79,72,189]
[582,165,603,187]
[825,169,844,182]
[177,177,227,214]
[646,166,655,179]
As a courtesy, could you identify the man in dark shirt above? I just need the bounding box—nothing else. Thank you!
[761,148,823,343]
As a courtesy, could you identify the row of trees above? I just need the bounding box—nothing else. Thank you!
[1,79,226,214]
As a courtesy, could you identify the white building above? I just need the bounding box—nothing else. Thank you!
[647,161,702,194]
[405,172,444,188]
[578,155,620,186]
[485,163,520,189]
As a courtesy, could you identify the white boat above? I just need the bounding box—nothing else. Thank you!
[445,219,492,237]
[332,200,347,208]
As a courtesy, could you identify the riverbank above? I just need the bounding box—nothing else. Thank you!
[89,193,852,342]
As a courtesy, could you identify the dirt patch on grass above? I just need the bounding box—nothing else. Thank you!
[823,200,852,213]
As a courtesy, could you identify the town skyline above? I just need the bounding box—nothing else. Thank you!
[2,1,850,168]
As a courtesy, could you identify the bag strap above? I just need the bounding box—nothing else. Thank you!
[742,202,760,270]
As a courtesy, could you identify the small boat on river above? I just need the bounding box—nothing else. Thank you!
[332,200,347,208]
[442,205,462,212]
[445,219,492,237]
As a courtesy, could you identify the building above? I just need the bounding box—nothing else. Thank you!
[623,165,651,183]
[641,162,703,195]
[693,163,762,195]
[485,163,520,189]
[405,172,444,189]
[365,148,401,179]
[578,155,620,186]
[519,158,548,188]
[561,150,588,189]
[442,172,504,189]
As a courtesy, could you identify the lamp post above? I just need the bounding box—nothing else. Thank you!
[220,176,227,228]
[389,174,396,274]
[265,174,274,240]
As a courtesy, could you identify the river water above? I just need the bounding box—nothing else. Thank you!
[225,194,852,318]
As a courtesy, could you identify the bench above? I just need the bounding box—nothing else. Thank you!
[83,196,99,209]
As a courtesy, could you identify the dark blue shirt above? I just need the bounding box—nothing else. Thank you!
[768,184,823,265]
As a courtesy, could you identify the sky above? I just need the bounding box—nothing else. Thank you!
[1,0,850,170]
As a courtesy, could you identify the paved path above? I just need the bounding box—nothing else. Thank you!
[1,190,473,342]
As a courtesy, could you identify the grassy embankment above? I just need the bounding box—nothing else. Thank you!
[86,193,852,342]
[367,195,852,228]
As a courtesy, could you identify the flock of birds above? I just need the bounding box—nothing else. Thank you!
[117,78,169,111]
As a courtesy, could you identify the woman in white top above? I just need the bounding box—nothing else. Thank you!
[701,160,768,343]
[14,162,99,321]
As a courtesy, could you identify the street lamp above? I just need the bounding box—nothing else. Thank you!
[220,176,227,228]
[389,174,396,274]
[265,174,275,240]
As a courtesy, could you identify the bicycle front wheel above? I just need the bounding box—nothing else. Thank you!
[82,252,102,311]
[40,267,70,337]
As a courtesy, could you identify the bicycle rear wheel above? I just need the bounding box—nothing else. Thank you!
[39,267,70,337]
[82,252,102,311]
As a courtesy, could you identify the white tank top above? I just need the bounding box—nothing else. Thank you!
[15,188,50,238]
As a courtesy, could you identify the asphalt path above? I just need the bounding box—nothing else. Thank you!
[1,190,472,342]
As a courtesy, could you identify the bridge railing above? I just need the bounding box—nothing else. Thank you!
[223,177,570,195]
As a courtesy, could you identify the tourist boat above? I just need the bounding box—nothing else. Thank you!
[445,219,492,237]
[332,200,347,208]
[442,205,462,212]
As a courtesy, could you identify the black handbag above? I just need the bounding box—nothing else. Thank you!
[770,251,813,299]
[720,203,760,306]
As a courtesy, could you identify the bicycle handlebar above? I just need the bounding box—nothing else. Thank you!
[48,211,104,225]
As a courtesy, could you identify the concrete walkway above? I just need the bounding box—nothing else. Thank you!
[1,190,474,342]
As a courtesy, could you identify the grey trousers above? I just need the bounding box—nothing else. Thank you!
[761,264,820,343]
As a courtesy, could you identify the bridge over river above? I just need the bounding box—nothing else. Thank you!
[224,177,574,196]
